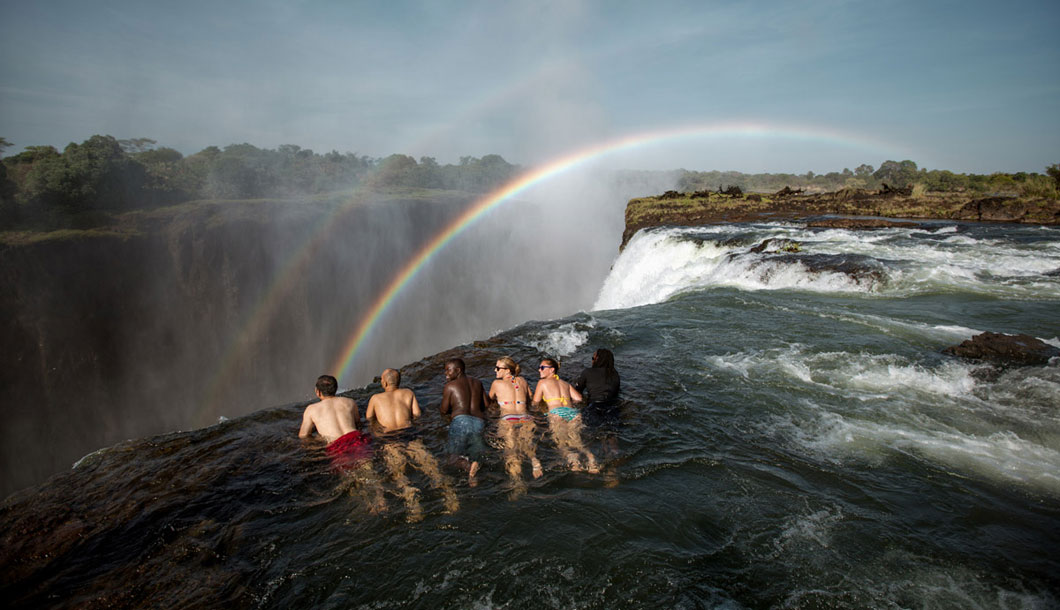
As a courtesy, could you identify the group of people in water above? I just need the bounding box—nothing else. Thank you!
[298,349,620,518]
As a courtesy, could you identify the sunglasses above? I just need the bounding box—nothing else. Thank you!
[494,366,509,371]
[538,365,553,370]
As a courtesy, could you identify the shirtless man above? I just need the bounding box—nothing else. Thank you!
[299,375,373,470]
[489,356,542,490]
[365,368,457,519]
[300,375,360,443]
[533,358,599,473]
[365,368,421,432]
[439,358,488,485]
[299,375,381,510]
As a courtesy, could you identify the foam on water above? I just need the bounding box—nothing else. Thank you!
[594,228,887,310]
[703,339,1060,496]
[811,414,1060,495]
[596,223,1060,309]
[526,320,593,358]
[593,228,732,309]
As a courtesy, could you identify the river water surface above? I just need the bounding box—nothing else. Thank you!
[2,221,1058,608]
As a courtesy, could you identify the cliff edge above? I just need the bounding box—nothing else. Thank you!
[621,187,1060,249]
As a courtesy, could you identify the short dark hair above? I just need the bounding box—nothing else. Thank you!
[541,357,559,371]
[315,375,338,396]
[445,358,466,373]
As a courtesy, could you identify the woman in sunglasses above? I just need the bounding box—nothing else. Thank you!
[489,356,542,486]
[533,357,599,474]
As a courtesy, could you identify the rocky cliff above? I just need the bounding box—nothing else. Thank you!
[621,187,1060,248]
[0,191,473,497]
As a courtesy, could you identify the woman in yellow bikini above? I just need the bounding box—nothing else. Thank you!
[489,356,542,487]
[533,358,599,474]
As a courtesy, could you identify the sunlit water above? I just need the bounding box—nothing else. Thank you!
[2,221,1058,609]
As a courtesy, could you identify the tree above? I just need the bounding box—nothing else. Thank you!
[118,138,158,154]
[873,160,918,188]
[21,135,147,212]
[854,164,874,177]
[0,155,17,226]
[135,147,183,165]
[1047,164,1060,191]
[202,143,276,199]
[369,154,418,187]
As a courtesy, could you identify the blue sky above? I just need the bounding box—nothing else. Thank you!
[1,0,1057,173]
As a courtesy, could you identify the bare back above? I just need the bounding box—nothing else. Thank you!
[366,388,420,432]
[533,376,580,410]
[441,374,486,419]
[489,376,531,416]
[299,396,360,443]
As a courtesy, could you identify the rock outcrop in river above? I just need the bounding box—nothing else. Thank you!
[621,187,1060,249]
[942,332,1060,366]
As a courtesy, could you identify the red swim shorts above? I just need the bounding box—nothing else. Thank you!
[326,430,372,471]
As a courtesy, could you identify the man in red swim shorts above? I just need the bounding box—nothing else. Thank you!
[299,374,371,471]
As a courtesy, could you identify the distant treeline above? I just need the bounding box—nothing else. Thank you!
[1,135,1057,230]
[676,160,1060,197]
[0,135,520,228]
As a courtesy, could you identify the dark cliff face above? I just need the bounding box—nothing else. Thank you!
[0,196,471,497]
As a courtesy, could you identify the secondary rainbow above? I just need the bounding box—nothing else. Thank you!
[331,121,907,383]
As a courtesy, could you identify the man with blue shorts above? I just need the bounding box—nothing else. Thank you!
[440,358,488,486]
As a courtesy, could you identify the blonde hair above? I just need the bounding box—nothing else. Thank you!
[496,356,521,377]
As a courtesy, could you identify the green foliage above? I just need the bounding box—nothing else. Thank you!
[3,133,1054,233]
[1019,174,1057,198]
[873,160,919,188]
[0,160,18,227]
[135,147,183,165]
[676,162,1060,199]
[1047,164,1060,190]
[21,135,147,214]
[369,154,420,188]
[118,138,158,154]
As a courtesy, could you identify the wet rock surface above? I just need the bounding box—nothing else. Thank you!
[942,332,1059,366]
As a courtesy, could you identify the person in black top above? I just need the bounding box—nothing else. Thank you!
[572,348,620,429]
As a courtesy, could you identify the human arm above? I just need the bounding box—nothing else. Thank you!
[365,395,376,424]
[298,407,315,438]
[440,384,452,416]
[569,383,583,404]
[471,378,489,418]
[532,381,544,409]
[410,392,421,420]
[572,369,586,392]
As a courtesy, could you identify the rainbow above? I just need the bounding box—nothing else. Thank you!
[197,188,378,420]
[331,121,907,383]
